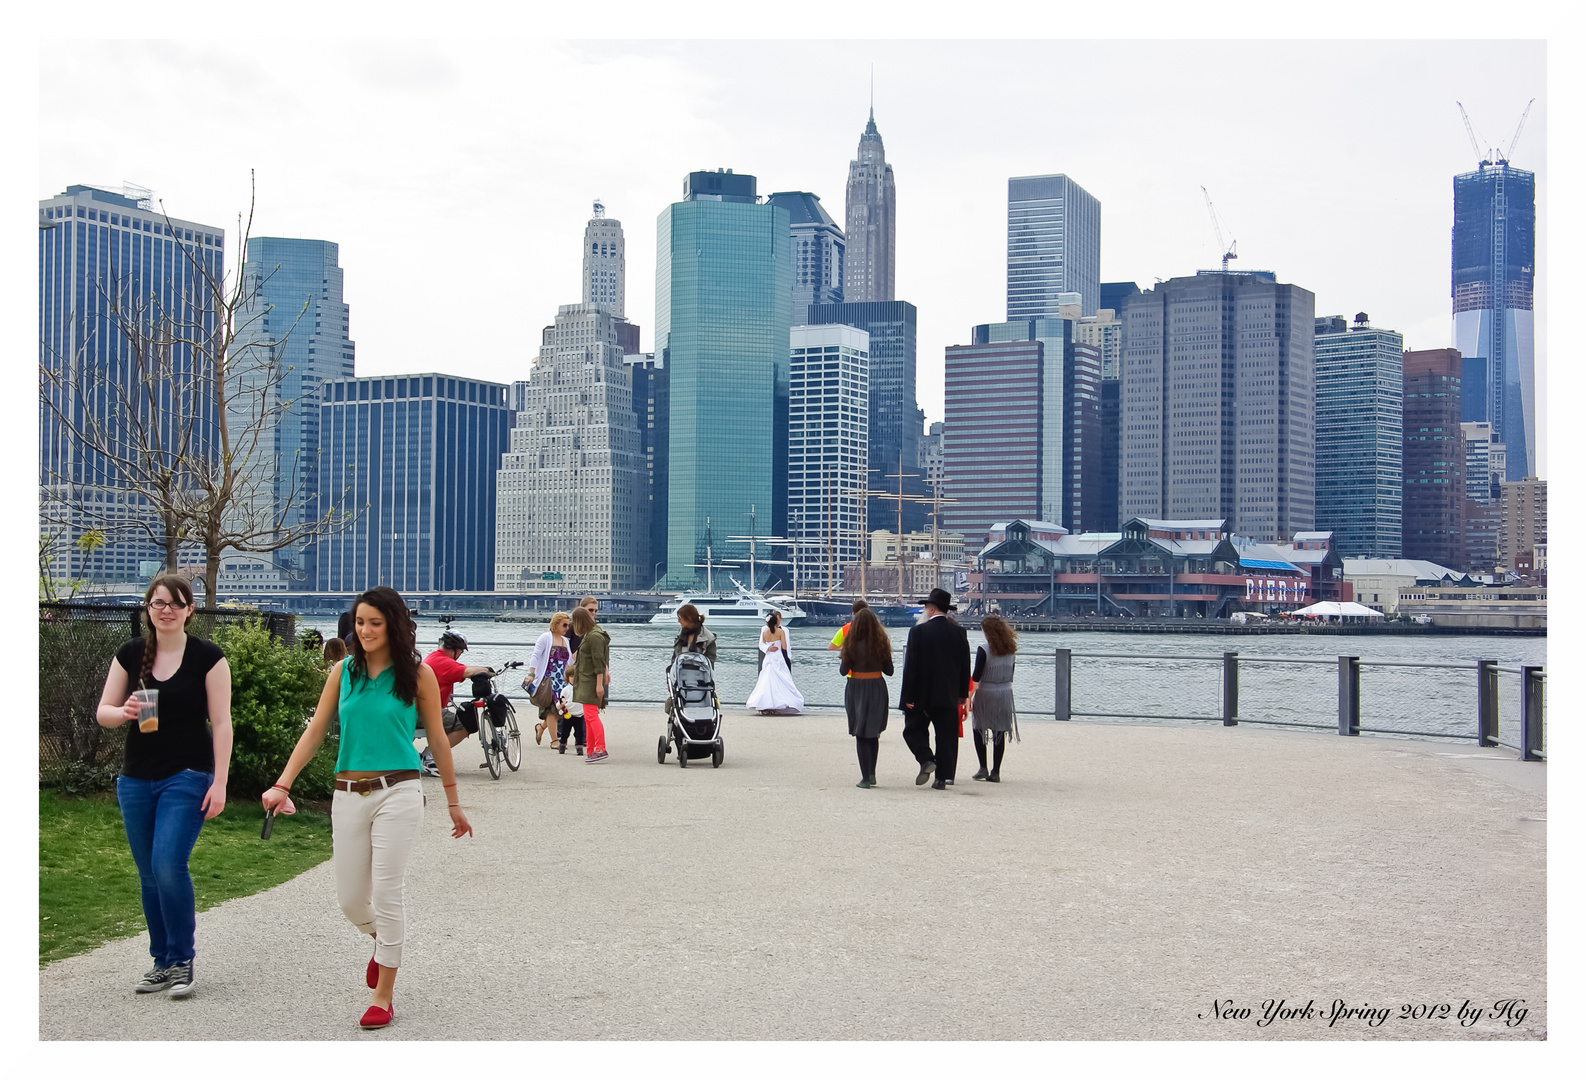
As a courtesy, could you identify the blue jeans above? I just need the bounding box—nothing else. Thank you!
[116,769,212,967]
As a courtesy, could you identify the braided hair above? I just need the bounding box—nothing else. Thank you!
[139,575,197,686]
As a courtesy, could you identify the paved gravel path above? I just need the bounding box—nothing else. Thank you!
[39,708,1546,1040]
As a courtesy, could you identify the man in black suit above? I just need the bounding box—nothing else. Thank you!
[898,588,971,790]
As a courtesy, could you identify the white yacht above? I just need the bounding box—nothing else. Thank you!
[651,585,806,625]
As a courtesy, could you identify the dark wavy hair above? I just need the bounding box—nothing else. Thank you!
[841,607,891,671]
[765,610,781,631]
[676,603,703,628]
[348,586,419,705]
[139,575,197,686]
[980,614,1018,657]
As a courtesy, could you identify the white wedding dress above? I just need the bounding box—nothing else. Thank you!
[745,631,804,714]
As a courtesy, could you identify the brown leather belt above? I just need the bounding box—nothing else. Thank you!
[335,770,421,795]
[848,671,885,680]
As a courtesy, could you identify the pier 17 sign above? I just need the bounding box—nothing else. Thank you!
[1246,577,1308,604]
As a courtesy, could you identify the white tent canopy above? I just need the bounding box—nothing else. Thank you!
[1291,601,1385,618]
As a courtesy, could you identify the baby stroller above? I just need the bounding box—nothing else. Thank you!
[658,651,724,769]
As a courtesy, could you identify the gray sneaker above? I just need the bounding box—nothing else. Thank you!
[420,749,440,777]
[134,966,170,993]
[166,960,195,998]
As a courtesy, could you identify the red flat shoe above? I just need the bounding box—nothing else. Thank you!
[360,1003,393,1030]
[366,954,379,989]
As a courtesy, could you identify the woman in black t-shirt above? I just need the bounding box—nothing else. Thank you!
[96,575,233,1001]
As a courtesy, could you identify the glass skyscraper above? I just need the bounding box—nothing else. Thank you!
[656,169,792,591]
[1007,174,1101,318]
[1452,161,1536,481]
[231,237,355,582]
[624,351,669,585]
[38,185,224,584]
[766,191,844,316]
[1401,349,1466,570]
[1313,315,1403,557]
[312,373,510,593]
[806,300,925,532]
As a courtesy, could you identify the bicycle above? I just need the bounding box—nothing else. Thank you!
[457,662,523,780]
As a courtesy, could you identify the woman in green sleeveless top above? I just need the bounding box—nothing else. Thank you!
[262,587,472,1030]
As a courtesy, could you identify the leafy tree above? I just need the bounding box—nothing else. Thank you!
[213,617,336,799]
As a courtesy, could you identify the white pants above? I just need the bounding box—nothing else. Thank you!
[332,781,424,968]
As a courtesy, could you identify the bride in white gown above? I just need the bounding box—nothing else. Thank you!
[745,612,804,714]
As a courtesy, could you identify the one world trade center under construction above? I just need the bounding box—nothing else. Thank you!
[1451,105,1538,481]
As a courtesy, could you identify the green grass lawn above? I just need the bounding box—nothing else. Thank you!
[39,790,333,967]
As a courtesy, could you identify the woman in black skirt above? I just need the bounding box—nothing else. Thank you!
[838,607,893,789]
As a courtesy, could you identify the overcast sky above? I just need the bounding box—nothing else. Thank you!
[38,38,1547,470]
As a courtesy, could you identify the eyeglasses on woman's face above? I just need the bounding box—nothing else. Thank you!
[148,599,189,612]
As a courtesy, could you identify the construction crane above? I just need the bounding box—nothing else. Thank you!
[1200,187,1237,274]
[1504,98,1535,163]
[1456,101,1489,165]
[1456,99,1535,167]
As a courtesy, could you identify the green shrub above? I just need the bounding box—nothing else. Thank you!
[213,617,336,800]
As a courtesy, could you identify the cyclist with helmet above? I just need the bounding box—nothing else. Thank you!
[419,631,493,776]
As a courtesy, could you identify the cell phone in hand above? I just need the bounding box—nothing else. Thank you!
[261,808,275,840]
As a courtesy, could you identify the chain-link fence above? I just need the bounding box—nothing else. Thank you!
[38,603,294,790]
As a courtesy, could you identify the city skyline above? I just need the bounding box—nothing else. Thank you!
[36,39,1549,476]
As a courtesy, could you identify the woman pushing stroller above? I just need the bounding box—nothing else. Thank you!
[671,604,717,666]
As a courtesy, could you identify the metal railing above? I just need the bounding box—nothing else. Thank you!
[446,638,1545,759]
[1046,647,1545,760]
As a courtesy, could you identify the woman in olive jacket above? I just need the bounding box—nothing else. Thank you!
[569,605,611,763]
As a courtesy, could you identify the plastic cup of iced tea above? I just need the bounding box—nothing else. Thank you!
[133,689,159,733]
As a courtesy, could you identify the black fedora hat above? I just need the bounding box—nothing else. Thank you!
[925,587,956,611]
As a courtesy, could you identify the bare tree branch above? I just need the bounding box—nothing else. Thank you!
[39,174,362,602]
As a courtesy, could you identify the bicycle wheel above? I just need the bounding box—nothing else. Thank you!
[479,716,501,780]
[503,706,522,771]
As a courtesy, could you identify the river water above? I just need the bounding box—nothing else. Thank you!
[298,615,1547,745]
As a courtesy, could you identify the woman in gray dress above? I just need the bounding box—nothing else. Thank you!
[970,614,1019,782]
[838,607,892,789]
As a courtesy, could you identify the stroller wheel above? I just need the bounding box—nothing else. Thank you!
[657,734,668,764]
[678,741,689,768]
[712,740,723,769]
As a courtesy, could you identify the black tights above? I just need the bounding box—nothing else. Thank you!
[973,730,1006,773]
[855,736,879,780]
